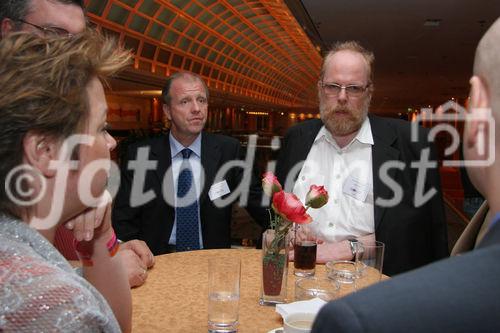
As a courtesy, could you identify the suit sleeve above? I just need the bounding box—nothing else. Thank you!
[275,128,293,187]
[112,145,142,241]
[233,139,270,229]
[312,301,364,333]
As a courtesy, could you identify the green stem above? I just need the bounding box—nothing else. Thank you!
[267,216,291,256]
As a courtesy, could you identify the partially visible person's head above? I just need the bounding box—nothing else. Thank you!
[0,0,85,38]
[0,30,130,219]
[463,17,500,198]
[318,41,374,138]
[161,72,209,146]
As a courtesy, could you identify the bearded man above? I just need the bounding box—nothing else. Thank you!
[276,41,448,275]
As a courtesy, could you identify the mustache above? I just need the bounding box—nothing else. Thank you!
[331,106,354,115]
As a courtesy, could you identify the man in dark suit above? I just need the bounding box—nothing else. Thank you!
[112,71,266,254]
[312,17,500,333]
[277,41,448,275]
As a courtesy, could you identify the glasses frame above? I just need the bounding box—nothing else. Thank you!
[319,82,371,98]
[13,19,73,37]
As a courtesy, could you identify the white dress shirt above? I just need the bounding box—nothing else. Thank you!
[293,118,375,242]
[168,133,204,247]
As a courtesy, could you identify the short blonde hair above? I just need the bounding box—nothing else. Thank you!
[0,29,131,216]
[161,71,209,106]
[320,41,375,84]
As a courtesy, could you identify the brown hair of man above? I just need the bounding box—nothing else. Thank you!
[161,71,210,107]
[0,29,131,217]
[320,40,375,86]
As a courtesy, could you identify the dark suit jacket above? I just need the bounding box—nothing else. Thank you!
[312,218,500,333]
[112,132,266,255]
[276,115,448,275]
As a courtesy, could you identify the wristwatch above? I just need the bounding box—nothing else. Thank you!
[347,238,359,260]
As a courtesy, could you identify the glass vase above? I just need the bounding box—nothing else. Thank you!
[259,229,290,305]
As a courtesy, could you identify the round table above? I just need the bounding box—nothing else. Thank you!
[131,249,384,332]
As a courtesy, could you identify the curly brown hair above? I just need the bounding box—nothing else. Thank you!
[0,29,131,216]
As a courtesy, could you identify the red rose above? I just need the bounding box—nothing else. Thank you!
[272,191,312,224]
[262,172,282,197]
[305,185,329,208]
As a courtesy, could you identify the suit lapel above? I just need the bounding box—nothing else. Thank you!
[286,120,323,184]
[370,116,400,230]
[151,134,174,203]
[451,201,489,255]
[200,132,221,207]
[297,121,322,165]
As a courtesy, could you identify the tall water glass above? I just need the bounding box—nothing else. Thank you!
[208,257,241,332]
[355,241,385,290]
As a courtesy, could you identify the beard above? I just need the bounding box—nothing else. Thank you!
[319,96,370,136]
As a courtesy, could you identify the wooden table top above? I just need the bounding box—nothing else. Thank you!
[131,248,384,332]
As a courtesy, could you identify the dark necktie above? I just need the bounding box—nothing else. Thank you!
[175,148,201,251]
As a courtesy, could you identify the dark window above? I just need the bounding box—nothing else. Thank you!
[171,54,183,68]
[192,62,202,74]
[141,42,156,60]
[157,49,171,64]
[123,35,140,54]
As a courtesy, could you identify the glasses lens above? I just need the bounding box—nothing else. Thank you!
[322,83,367,97]
[345,85,365,96]
[322,83,341,95]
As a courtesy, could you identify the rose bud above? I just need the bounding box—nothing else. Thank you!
[305,185,329,208]
[262,171,282,197]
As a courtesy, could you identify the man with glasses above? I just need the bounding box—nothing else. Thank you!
[276,41,448,275]
[0,0,85,37]
[0,0,155,288]
[313,19,500,332]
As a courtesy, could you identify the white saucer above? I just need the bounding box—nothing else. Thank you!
[267,327,283,333]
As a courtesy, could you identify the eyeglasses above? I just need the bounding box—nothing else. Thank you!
[320,82,370,98]
[13,19,73,37]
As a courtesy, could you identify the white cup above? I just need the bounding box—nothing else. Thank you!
[283,313,316,333]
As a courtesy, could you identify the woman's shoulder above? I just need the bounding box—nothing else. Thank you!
[0,224,120,332]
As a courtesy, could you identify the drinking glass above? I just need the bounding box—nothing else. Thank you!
[295,277,339,301]
[293,224,317,277]
[355,241,385,290]
[208,257,241,332]
[326,260,358,297]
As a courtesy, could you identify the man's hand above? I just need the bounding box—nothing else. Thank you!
[120,240,155,269]
[315,241,352,263]
[289,240,352,263]
[118,248,149,288]
[302,234,377,263]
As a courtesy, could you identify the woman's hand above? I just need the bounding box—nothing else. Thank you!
[64,190,112,242]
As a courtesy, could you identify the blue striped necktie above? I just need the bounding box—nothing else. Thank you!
[175,148,201,251]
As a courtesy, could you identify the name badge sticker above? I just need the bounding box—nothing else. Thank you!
[209,180,231,201]
[342,175,370,202]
